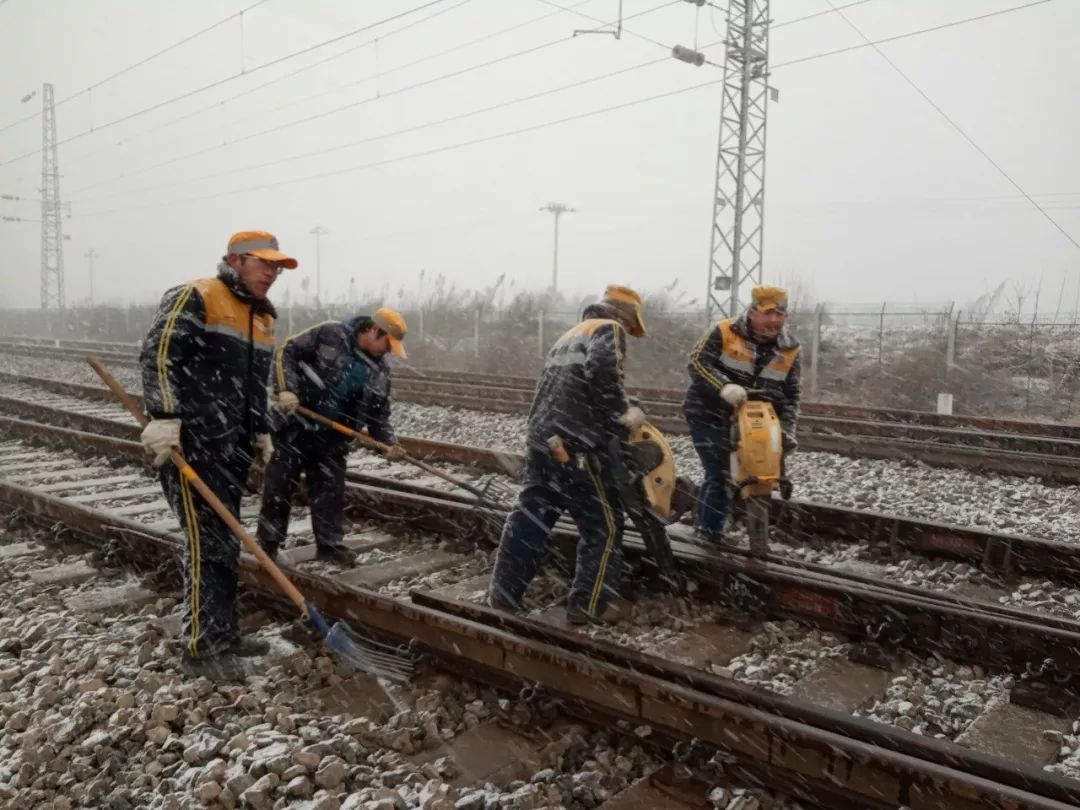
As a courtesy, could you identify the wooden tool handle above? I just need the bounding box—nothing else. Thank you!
[292,403,490,500]
[86,356,310,616]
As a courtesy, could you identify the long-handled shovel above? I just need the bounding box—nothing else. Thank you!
[292,404,516,521]
[87,357,412,681]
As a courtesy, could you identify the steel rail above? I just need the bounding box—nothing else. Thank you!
[1,476,1078,809]
[5,413,1080,692]
[2,392,1079,588]
[1,340,1077,439]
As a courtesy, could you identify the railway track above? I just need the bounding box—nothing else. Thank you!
[1,336,1078,483]
[5,381,1080,805]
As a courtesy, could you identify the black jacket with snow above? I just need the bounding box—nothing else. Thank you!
[272,316,395,444]
[140,266,276,447]
[683,314,802,433]
[526,307,632,456]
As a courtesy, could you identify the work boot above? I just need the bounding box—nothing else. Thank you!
[566,600,626,626]
[487,593,522,613]
[229,634,272,657]
[316,544,358,567]
[180,652,246,682]
[258,542,279,563]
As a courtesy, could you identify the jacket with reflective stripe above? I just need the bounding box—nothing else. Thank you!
[684,315,801,432]
[526,313,631,455]
[140,269,276,446]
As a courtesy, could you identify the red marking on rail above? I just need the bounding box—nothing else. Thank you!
[915,531,982,557]
[777,585,839,619]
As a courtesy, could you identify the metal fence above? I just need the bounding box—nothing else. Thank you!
[3,301,1079,419]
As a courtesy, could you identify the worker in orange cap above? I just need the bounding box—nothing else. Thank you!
[257,308,408,566]
[683,285,802,545]
[139,230,297,680]
[489,286,647,625]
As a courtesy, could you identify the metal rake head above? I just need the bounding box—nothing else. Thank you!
[466,474,517,543]
[325,621,417,682]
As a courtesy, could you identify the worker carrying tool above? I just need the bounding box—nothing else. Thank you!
[488,285,648,624]
[256,308,408,566]
[138,230,296,679]
[682,285,802,546]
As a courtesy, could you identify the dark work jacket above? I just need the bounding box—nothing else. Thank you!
[526,307,631,456]
[272,316,395,444]
[683,314,802,433]
[139,266,276,449]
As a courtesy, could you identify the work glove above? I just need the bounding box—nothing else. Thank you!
[274,391,300,415]
[782,432,798,453]
[254,433,275,466]
[721,383,748,408]
[140,419,181,468]
[618,405,647,431]
[384,444,407,462]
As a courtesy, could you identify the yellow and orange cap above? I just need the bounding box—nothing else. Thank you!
[601,285,646,338]
[373,307,408,359]
[226,230,298,269]
[751,285,788,313]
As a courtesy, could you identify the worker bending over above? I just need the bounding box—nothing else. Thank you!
[683,285,801,544]
[139,230,296,680]
[257,309,408,565]
[489,286,647,624]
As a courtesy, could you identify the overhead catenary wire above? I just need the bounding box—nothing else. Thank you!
[60,0,484,170]
[0,0,273,136]
[68,0,680,197]
[0,0,455,168]
[771,0,1054,69]
[822,0,1079,252]
[72,55,674,203]
[73,0,1061,218]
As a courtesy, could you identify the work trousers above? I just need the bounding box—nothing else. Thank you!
[489,450,625,617]
[160,442,250,659]
[687,417,731,540]
[257,428,349,553]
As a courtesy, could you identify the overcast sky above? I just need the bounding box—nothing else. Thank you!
[0,0,1076,313]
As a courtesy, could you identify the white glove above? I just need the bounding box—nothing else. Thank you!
[618,405,646,431]
[140,419,181,468]
[274,391,300,415]
[255,433,274,466]
[721,384,748,407]
[383,444,407,461]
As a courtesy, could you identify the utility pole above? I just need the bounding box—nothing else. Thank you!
[39,82,66,310]
[539,202,574,292]
[310,225,328,310]
[704,0,771,322]
[84,247,98,306]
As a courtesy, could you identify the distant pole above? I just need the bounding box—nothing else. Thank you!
[84,247,98,306]
[310,225,328,310]
[539,202,574,292]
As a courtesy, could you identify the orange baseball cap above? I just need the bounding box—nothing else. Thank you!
[226,230,298,269]
[373,307,408,359]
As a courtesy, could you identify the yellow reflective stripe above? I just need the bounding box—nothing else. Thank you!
[179,475,201,657]
[689,326,728,393]
[156,284,196,413]
[585,461,618,616]
[275,320,335,391]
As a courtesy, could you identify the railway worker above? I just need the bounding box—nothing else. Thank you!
[256,309,409,566]
[683,285,801,544]
[139,230,296,680]
[488,286,647,625]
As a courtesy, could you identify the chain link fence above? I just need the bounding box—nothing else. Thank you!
[4,300,1079,420]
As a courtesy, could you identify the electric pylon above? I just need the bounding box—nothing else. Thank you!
[40,82,65,310]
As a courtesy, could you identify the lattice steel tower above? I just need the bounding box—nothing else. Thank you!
[705,0,770,322]
[40,82,65,310]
